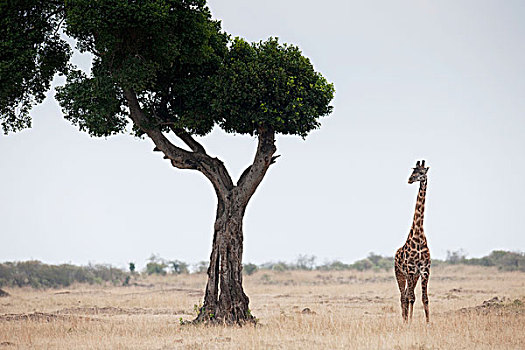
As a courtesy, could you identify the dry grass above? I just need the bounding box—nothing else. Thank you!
[1,265,524,349]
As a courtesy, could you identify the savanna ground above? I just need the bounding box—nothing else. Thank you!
[0,265,524,349]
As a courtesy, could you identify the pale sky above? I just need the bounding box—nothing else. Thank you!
[1,0,524,269]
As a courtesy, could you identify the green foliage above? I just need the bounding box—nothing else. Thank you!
[193,303,202,315]
[316,260,351,271]
[365,253,393,271]
[145,255,190,275]
[442,250,525,271]
[315,253,393,272]
[259,255,317,272]
[0,0,71,133]
[194,261,208,274]
[243,263,258,275]
[349,258,374,271]
[129,262,136,273]
[1,0,228,136]
[145,254,167,275]
[122,275,131,286]
[2,2,334,141]
[473,250,524,271]
[60,0,228,136]
[56,66,128,136]
[0,261,128,289]
[145,262,167,275]
[169,260,189,274]
[210,37,335,137]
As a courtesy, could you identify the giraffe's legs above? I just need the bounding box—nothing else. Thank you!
[406,273,419,322]
[395,265,408,321]
[421,270,430,323]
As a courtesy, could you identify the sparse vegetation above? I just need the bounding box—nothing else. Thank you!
[194,261,208,274]
[145,262,167,276]
[0,261,128,289]
[243,263,258,275]
[0,266,524,349]
[444,250,525,272]
[262,253,394,272]
[0,251,522,290]
[168,260,189,275]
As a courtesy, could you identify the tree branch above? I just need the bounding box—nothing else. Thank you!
[123,89,233,198]
[169,125,206,154]
[236,126,277,205]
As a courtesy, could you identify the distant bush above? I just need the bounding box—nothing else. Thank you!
[366,253,393,270]
[484,250,524,271]
[243,263,258,275]
[0,261,128,289]
[446,250,468,264]
[317,260,351,271]
[2,250,521,290]
[145,262,167,275]
[295,254,316,270]
[259,255,317,272]
[444,250,524,271]
[347,253,393,271]
[193,261,208,274]
[260,253,394,272]
[169,260,189,274]
[270,262,290,272]
[144,255,191,275]
[350,258,374,271]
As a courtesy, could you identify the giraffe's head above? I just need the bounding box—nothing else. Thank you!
[408,160,429,184]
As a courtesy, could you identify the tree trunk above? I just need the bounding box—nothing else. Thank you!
[123,90,276,325]
[124,90,276,325]
[195,190,254,324]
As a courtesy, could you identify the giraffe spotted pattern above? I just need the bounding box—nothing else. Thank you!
[395,160,431,323]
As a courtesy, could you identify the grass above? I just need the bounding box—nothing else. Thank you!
[0,265,524,349]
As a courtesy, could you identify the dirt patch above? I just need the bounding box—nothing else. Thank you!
[55,306,189,316]
[274,294,291,298]
[448,287,493,294]
[121,287,203,297]
[0,312,95,322]
[346,295,387,303]
[459,296,525,315]
[0,306,191,322]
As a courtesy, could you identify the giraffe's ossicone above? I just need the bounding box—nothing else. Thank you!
[394,160,431,323]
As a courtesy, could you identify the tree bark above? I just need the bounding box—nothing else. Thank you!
[196,127,276,325]
[122,89,277,324]
[195,190,252,324]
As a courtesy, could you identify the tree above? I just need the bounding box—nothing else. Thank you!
[145,254,167,276]
[169,260,189,275]
[1,0,334,324]
[0,0,70,133]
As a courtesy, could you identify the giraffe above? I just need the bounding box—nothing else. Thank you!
[395,160,431,323]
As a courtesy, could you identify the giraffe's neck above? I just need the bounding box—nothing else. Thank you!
[408,178,427,242]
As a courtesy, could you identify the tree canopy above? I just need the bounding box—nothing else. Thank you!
[1,0,333,139]
[211,38,334,137]
[0,0,70,133]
